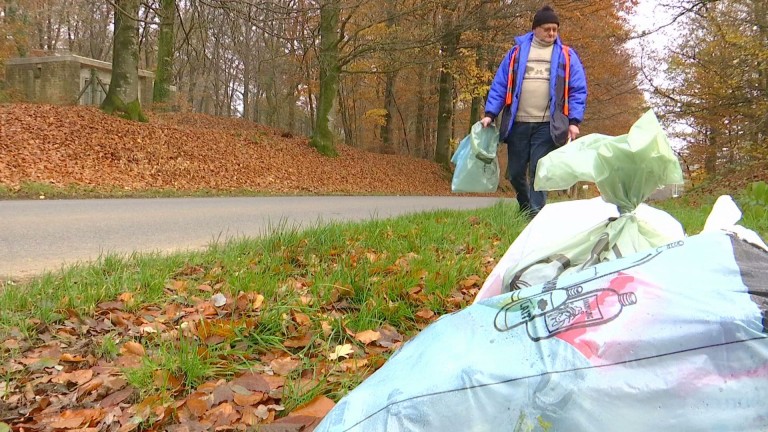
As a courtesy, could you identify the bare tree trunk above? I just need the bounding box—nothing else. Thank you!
[310,0,340,156]
[415,66,432,158]
[101,0,146,122]
[153,0,176,106]
[242,58,251,120]
[705,126,718,176]
[379,0,398,154]
[435,29,458,166]
[287,84,297,131]
[469,46,484,132]
[338,80,354,145]
[380,71,398,154]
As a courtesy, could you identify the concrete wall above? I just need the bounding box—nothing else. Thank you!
[4,54,154,106]
[649,183,685,201]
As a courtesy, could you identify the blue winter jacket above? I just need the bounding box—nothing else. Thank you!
[484,32,587,145]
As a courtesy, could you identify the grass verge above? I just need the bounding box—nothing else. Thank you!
[0,194,764,429]
[0,200,525,428]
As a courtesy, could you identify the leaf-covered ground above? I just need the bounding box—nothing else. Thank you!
[0,103,509,197]
[1,278,421,432]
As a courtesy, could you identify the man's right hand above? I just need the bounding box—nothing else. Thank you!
[480,116,493,128]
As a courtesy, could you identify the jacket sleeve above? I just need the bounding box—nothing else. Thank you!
[567,47,587,125]
[483,48,513,119]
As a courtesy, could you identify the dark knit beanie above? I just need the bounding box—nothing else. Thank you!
[532,5,560,29]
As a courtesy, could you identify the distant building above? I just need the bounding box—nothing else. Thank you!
[4,54,154,106]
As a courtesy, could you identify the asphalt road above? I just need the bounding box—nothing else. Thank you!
[0,196,506,279]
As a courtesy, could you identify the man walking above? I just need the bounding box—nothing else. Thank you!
[481,5,587,217]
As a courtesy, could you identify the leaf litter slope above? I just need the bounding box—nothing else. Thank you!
[0,103,474,196]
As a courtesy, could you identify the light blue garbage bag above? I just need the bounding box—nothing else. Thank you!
[315,232,768,431]
[451,122,500,193]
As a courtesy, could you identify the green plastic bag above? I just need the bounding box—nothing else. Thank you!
[451,122,500,193]
[502,110,685,291]
[535,109,684,213]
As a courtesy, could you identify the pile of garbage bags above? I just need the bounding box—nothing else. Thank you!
[316,111,768,431]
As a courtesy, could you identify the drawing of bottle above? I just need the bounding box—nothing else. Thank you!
[525,288,637,341]
[494,286,583,332]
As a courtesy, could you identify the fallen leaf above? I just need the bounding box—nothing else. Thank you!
[60,353,87,362]
[253,404,270,420]
[233,391,264,407]
[375,324,403,348]
[290,395,335,418]
[185,393,210,418]
[121,341,145,357]
[328,344,354,360]
[48,416,84,429]
[212,382,234,405]
[231,373,270,393]
[27,357,59,371]
[459,275,482,288]
[339,357,369,372]
[118,292,135,305]
[2,340,21,350]
[78,377,104,396]
[270,357,300,376]
[153,370,183,390]
[207,402,239,427]
[211,293,227,307]
[415,309,435,321]
[52,369,93,385]
[291,311,311,327]
[99,388,134,408]
[262,374,286,392]
[239,406,261,426]
[321,321,333,337]
[266,415,321,431]
[97,301,124,311]
[354,330,381,345]
[284,333,312,348]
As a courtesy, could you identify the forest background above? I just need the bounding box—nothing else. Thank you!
[0,0,765,191]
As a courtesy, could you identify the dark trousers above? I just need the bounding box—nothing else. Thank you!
[504,122,556,214]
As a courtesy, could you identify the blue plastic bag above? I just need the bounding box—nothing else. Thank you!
[451,122,500,193]
[315,231,768,431]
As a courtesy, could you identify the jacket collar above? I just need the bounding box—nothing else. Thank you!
[515,31,562,48]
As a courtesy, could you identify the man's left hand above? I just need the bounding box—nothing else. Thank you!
[568,125,580,141]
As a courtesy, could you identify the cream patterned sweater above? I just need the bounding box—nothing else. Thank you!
[515,37,554,122]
